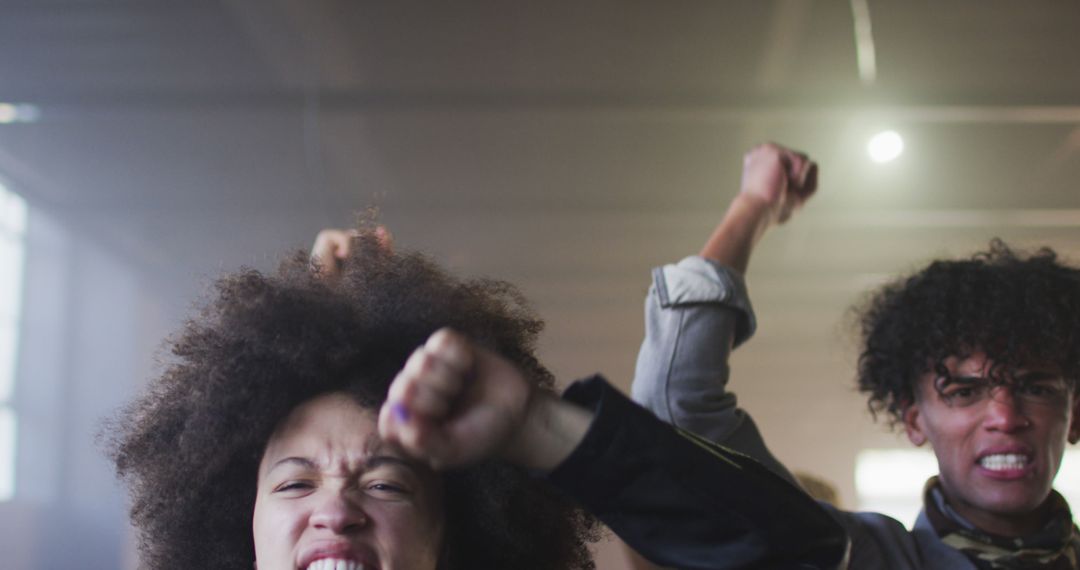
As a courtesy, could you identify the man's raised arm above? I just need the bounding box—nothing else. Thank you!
[631,143,817,482]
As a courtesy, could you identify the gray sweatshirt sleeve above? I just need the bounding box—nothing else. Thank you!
[630,256,797,484]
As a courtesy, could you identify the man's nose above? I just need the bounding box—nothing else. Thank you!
[983,386,1030,432]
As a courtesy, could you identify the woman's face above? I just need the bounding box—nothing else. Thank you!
[253,392,444,570]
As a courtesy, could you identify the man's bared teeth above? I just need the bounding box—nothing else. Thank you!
[979,453,1028,471]
[306,560,363,570]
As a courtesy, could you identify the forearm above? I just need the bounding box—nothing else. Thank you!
[550,377,848,569]
[703,142,816,273]
[699,192,775,273]
[501,391,592,471]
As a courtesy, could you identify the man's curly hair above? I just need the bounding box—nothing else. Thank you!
[105,232,597,570]
[855,239,1080,425]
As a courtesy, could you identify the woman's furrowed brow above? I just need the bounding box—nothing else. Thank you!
[265,456,318,476]
[263,454,418,478]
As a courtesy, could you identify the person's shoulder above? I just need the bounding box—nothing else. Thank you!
[821,507,973,570]
[820,507,924,570]
[829,508,910,540]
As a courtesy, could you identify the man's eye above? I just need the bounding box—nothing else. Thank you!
[949,388,976,401]
[941,384,984,406]
[1017,383,1062,401]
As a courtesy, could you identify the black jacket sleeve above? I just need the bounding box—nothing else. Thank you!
[547,376,849,569]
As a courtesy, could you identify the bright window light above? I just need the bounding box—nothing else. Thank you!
[868,130,904,163]
[0,103,40,125]
[856,449,937,526]
[0,180,26,502]
[0,408,13,501]
[0,328,15,403]
[0,189,26,235]
[857,449,1080,527]
[1058,451,1080,506]
[0,240,25,321]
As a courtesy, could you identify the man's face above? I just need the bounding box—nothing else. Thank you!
[253,392,445,570]
[903,353,1080,533]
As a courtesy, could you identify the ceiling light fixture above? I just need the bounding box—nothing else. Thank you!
[849,0,877,85]
[868,130,903,163]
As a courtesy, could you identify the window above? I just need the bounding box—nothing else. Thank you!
[856,448,1080,527]
[0,181,27,501]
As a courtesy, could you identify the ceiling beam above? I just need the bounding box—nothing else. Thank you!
[1,89,1080,124]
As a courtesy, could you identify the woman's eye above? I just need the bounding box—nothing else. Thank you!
[275,481,314,493]
[366,482,407,496]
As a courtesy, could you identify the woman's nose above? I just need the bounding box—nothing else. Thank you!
[309,491,368,534]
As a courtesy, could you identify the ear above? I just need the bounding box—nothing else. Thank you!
[903,403,928,446]
[1068,394,1080,445]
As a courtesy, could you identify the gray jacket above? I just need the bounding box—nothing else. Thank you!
[631,256,974,569]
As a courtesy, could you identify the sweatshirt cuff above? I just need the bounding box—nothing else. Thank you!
[652,256,757,347]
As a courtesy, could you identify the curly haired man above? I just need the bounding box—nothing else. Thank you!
[632,143,1080,569]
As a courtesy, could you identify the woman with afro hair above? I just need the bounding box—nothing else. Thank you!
[106,228,848,570]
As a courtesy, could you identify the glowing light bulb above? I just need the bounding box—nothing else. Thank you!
[868,130,903,163]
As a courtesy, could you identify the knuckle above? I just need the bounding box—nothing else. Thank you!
[416,352,437,374]
[407,348,436,376]
[428,328,462,354]
[387,376,410,402]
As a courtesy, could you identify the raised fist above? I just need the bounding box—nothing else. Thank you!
[740,143,818,224]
